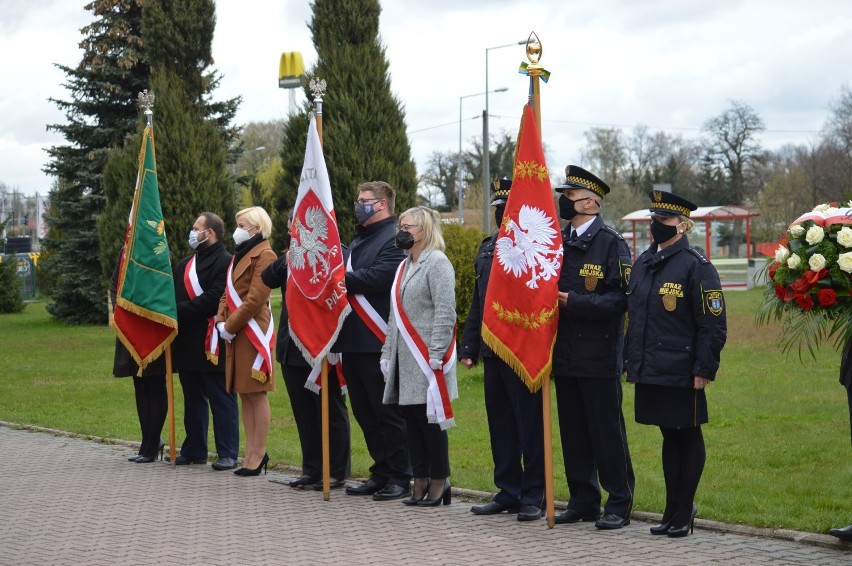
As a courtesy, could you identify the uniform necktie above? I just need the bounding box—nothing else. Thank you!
[569,229,578,242]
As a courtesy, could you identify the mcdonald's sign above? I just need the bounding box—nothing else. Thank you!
[279,51,305,89]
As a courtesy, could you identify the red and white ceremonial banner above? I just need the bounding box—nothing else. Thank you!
[183,255,220,364]
[286,115,351,366]
[481,103,563,392]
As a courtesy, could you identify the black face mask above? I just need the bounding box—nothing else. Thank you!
[395,230,415,250]
[650,220,679,244]
[494,206,506,229]
[559,195,582,220]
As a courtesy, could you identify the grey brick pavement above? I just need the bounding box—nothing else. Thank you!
[0,425,850,565]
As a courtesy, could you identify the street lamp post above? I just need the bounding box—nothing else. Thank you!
[483,40,525,232]
[458,88,508,224]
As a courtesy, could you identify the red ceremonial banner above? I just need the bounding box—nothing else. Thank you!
[481,103,563,392]
[286,115,351,365]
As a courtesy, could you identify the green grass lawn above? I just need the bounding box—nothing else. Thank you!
[1,290,850,533]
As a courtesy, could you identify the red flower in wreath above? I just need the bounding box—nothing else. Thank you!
[795,294,814,311]
[818,288,838,307]
[768,261,780,281]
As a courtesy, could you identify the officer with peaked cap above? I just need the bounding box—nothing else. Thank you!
[460,178,546,522]
[625,189,726,537]
[552,165,636,529]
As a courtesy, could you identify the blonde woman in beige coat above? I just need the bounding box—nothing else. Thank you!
[381,206,457,507]
[215,206,277,476]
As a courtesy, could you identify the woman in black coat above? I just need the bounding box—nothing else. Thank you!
[625,191,727,537]
[111,255,167,463]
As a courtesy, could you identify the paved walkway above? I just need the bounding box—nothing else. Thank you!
[1,424,850,565]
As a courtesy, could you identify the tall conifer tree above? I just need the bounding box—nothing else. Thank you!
[43,0,149,323]
[275,0,417,245]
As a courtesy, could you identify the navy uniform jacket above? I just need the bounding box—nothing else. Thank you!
[172,241,231,373]
[625,236,727,387]
[459,234,496,363]
[333,216,405,354]
[554,215,632,379]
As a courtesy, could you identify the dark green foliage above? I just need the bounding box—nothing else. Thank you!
[443,223,486,329]
[99,0,238,280]
[0,255,25,314]
[43,0,150,323]
[275,0,417,248]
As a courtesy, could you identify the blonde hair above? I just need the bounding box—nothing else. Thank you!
[236,206,273,239]
[679,215,695,234]
[399,206,445,252]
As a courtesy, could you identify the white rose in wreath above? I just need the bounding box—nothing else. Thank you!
[838,252,852,274]
[787,254,802,269]
[808,253,826,271]
[774,246,790,263]
[838,227,852,248]
[790,225,805,238]
[805,225,825,245]
[814,203,831,212]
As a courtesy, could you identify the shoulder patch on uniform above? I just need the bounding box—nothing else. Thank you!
[687,247,710,263]
[704,289,724,316]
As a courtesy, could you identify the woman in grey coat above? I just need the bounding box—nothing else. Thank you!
[381,206,457,507]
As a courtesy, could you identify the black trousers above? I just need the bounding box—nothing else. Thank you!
[400,404,450,479]
[483,356,544,507]
[554,376,635,517]
[178,370,239,460]
[283,363,351,480]
[133,374,167,458]
[343,352,410,486]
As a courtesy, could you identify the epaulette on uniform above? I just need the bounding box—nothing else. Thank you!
[601,225,625,240]
[687,247,710,264]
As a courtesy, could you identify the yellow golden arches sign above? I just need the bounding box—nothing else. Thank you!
[279,51,305,89]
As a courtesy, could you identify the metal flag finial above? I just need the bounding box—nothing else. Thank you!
[310,77,327,118]
[526,32,542,68]
[137,90,155,127]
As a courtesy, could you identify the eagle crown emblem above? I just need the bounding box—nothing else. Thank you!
[495,205,563,289]
[290,206,338,284]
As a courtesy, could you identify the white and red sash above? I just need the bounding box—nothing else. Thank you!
[390,260,457,429]
[225,258,275,382]
[304,353,347,395]
[345,254,388,342]
[183,255,220,364]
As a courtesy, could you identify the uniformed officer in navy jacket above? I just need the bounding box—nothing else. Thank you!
[625,189,727,538]
[552,165,636,530]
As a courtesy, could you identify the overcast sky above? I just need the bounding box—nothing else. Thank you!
[2,0,852,198]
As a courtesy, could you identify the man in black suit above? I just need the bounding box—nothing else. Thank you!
[171,212,239,470]
[335,181,410,501]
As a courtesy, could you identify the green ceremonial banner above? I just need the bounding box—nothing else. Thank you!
[111,126,177,368]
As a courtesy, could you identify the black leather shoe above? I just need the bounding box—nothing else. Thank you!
[829,523,852,541]
[345,478,384,496]
[165,455,207,465]
[555,508,600,524]
[517,504,543,521]
[470,501,521,515]
[372,483,410,501]
[313,478,347,491]
[211,457,237,470]
[289,475,316,489]
[595,513,630,529]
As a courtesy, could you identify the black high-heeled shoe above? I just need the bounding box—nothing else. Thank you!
[129,439,164,462]
[650,508,676,535]
[667,504,698,538]
[234,453,269,477]
[417,480,451,507]
[402,478,430,506]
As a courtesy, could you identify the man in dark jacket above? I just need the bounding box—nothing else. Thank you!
[460,178,545,522]
[335,181,410,500]
[830,339,852,541]
[552,165,635,529]
[171,212,238,470]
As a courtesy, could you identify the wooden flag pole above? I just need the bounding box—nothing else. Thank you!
[166,344,176,465]
[524,32,555,528]
[311,77,331,501]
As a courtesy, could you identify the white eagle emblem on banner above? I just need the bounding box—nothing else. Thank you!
[495,205,562,289]
[291,205,339,285]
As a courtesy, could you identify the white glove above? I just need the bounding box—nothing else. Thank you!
[429,358,443,371]
[379,358,390,378]
[216,321,235,342]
